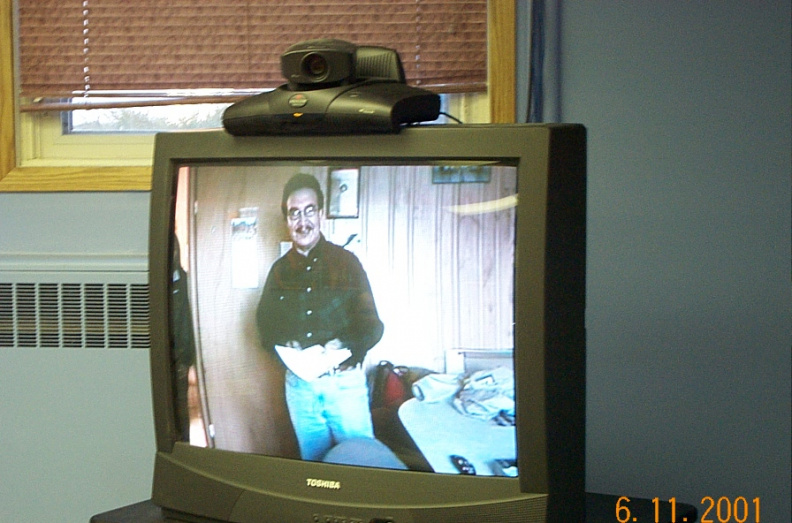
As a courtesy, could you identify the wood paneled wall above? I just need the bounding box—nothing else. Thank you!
[359,165,516,370]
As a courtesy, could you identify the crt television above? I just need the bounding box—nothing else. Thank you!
[148,124,586,523]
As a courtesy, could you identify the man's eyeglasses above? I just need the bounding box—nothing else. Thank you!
[287,204,319,221]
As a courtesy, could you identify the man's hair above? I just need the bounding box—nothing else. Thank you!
[281,173,324,218]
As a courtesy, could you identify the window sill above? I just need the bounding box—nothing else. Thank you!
[0,166,152,192]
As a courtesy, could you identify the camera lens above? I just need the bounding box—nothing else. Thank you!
[302,53,328,80]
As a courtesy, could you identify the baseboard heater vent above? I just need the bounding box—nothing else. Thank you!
[0,281,150,350]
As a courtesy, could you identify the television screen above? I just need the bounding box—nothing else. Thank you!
[148,124,586,522]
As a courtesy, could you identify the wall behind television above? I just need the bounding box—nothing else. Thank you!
[541,2,791,522]
[0,2,789,522]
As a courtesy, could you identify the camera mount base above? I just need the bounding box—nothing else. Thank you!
[222,81,441,136]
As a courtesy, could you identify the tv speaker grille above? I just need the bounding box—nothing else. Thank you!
[411,496,547,523]
[0,281,150,350]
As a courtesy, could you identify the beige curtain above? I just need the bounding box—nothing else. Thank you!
[17,0,487,108]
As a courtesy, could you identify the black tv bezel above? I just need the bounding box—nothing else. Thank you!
[148,124,586,523]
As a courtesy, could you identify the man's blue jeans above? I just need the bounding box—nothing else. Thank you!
[285,366,374,461]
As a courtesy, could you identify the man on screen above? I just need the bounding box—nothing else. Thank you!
[256,173,384,461]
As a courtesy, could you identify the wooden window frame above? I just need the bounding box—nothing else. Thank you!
[0,0,515,193]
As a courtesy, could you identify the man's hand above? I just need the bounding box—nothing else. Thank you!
[324,338,354,371]
[324,338,345,351]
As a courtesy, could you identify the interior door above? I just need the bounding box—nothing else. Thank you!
[189,165,302,457]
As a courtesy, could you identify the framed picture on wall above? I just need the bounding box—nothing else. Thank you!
[431,165,491,184]
[328,168,360,218]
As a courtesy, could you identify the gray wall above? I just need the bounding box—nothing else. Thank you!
[1,2,790,522]
[542,2,790,521]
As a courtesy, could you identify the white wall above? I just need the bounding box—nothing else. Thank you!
[0,348,153,522]
[542,2,790,521]
[0,192,154,523]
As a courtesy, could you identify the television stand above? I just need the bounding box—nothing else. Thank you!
[91,493,697,522]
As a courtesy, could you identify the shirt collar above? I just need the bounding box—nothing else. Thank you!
[289,233,326,261]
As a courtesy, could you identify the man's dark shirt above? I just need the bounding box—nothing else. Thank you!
[256,235,384,366]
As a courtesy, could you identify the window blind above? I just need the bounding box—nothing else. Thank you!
[17,0,487,111]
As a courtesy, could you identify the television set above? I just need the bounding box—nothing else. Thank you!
[147,123,586,523]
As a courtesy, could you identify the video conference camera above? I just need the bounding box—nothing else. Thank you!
[222,39,440,136]
[280,39,406,89]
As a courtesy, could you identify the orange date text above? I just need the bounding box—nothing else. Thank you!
[615,496,761,523]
